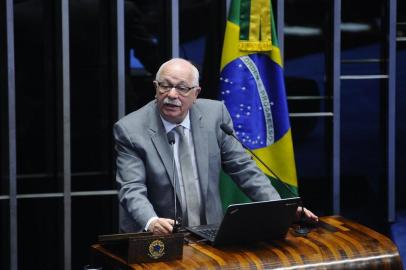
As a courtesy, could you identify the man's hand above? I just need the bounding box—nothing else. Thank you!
[296,206,319,223]
[148,218,175,234]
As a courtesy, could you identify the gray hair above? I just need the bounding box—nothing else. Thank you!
[155,58,200,86]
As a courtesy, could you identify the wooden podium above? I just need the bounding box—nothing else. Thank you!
[91,216,403,269]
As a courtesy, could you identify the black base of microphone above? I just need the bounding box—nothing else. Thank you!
[294,203,312,236]
[173,224,181,233]
[294,225,310,236]
[172,218,183,233]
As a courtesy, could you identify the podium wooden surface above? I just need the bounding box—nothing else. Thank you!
[91,216,403,269]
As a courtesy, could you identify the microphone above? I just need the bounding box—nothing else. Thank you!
[220,123,297,197]
[167,131,175,145]
[166,131,182,233]
[220,123,311,235]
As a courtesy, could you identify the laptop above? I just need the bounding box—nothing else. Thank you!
[186,197,301,246]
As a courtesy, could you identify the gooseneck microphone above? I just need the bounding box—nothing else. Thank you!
[167,131,182,233]
[220,123,297,197]
[220,123,311,236]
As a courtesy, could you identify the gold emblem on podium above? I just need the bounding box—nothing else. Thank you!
[148,239,165,259]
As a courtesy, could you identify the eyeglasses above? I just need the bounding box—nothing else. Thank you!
[155,81,197,96]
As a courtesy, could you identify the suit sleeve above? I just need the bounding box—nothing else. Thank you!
[218,103,281,201]
[114,122,157,230]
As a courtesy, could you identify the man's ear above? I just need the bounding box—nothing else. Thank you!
[194,87,201,97]
[152,80,158,87]
[153,81,159,99]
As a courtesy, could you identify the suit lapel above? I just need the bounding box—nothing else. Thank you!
[190,105,209,202]
[149,105,183,204]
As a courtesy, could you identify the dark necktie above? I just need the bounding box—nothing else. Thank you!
[175,125,200,226]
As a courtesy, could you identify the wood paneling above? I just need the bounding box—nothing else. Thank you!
[92,216,403,269]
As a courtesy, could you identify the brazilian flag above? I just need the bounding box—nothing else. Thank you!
[219,0,298,209]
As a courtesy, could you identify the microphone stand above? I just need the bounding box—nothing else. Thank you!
[171,146,182,233]
[295,201,310,236]
[220,123,313,236]
[167,132,182,233]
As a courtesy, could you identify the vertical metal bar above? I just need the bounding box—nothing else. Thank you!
[61,0,71,269]
[5,1,17,269]
[277,0,284,60]
[171,0,179,58]
[332,0,341,214]
[117,0,125,119]
[387,0,397,222]
[116,0,126,233]
[226,0,231,17]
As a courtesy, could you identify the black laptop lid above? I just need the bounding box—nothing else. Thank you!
[213,197,301,246]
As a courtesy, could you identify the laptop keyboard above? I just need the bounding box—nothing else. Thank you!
[187,224,220,242]
[198,228,218,240]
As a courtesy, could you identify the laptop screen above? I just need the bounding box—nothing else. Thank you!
[187,197,301,246]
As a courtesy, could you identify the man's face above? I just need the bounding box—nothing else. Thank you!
[155,61,201,124]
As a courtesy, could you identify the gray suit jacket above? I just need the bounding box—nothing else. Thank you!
[114,99,281,232]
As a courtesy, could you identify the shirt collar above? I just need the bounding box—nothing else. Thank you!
[160,113,191,133]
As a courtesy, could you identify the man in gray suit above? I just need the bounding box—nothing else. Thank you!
[114,58,317,234]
